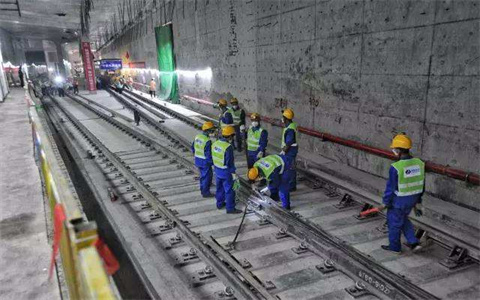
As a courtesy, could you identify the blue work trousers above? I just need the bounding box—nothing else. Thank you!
[215,174,236,212]
[269,172,291,209]
[285,155,297,191]
[233,126,243,151]
[198,166,213,196]
[387,208,419,251]
[247,150,262,168]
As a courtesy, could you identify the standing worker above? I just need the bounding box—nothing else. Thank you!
[381,133,424,253]
[229,98,246,152]
[217,98,234,133]
[73,78,79,94]
[149,78,156,98]
[133,109,141,126]
[248,154,291,210]
[18,67,24,88]
[191,122,216,198]
[280,108,298,191]
[212,126,242,214]
[246,113,268,168]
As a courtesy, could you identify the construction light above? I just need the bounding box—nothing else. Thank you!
[54,75,64,83]
[175,67,212,79]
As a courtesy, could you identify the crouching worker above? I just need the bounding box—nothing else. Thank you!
[191,121,215,197]
[248,154,291,210]
[212,126,242,214]
[381,133,424,254]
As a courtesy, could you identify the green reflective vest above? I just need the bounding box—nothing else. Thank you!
[194,134,210,159]
[247,127,264,151]
[230,108,242,125]
[212,140,231,169]
[281,122,298,148]
[392,158,425,197]
[220,109,234,128]
[254,155,284,181]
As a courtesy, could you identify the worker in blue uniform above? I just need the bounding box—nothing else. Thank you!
[229,97,246,152]
[280,108,298,191]
[246,113,268,168]
[381,133,424,253]
[191,121,216,198]
[217,98,234,136]
[212,126,242,214]
[248,154,291,210]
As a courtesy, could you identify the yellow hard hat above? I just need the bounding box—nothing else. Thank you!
[390,134,412,149]
[202,121,214,131]
[250,113,260,120]
[218,98,227,106]
[248,167,259,181]
[282,108,294,120]
[222,126,235,137]
[230,97,239,104]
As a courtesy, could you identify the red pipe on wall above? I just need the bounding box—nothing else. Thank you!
[181,96,480,186]
[260,115,479,186]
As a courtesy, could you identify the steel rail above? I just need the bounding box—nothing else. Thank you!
[123,88,480,260]
[106,89,170,120]
[109,90,441,299]
[73,94,135,122]
[49,95,276,300]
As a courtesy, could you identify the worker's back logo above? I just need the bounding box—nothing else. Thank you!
[195,139,204,145]
[404,165,421,178]
[213,146,222,153]
[260,161,271,168]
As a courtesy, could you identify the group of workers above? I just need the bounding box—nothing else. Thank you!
[191,97,426,253]
[192,98,299,213]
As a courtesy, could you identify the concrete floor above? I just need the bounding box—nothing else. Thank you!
[0,88,61,299]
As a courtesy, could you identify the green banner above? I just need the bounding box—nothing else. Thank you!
[155,24,178,103]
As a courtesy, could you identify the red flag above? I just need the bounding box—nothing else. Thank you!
[49,204,66,279]
[95,238,120,275]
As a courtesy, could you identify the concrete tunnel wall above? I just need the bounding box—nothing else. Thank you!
[99,0,479,210]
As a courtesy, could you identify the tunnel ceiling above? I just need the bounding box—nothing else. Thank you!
[0,0,84,41]
[0,0,121,43]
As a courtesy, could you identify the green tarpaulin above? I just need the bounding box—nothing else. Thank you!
[155,24,178,103]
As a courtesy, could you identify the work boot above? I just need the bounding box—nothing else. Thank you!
[202,193,214,198]
[381,245,401,254]
[409,243,422,253]
[227,208,243,214]
[217,203,226,209]
[284,206,291,211]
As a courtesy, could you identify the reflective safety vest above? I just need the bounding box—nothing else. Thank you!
[281,122,298,148]
[230,108,242,125]
[254,155,284,181]
[247,127,264,152]
[220,109,234,128]
[194,134,210,159]
[392,158,425,197]
[212,140,231,169]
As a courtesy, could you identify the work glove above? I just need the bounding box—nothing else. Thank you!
[414,204,423,217]
[260,186,269,195]
[256,151,263,159]
[233,179,240,191]
[232,173,238,181]
[240,125,245,132]
[279,151,285,155]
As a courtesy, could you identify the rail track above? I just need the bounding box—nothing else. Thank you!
[36,85,480,299]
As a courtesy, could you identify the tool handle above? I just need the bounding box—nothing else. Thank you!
[359,207,380,217]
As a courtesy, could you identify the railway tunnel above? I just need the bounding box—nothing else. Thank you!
[0,0,479,299]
